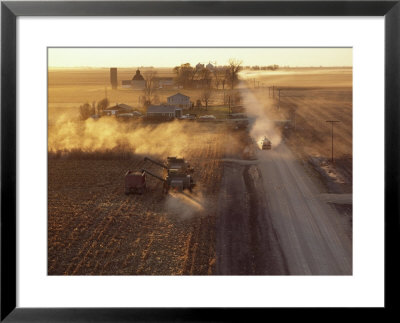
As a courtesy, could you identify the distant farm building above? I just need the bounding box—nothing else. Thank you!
[167,93,191,108]
[155,77,174,89]
[121,80,132,88]
[103,103,133,116]
[146,105,183,119]
[132,69,145,89]
[206,63,214,70]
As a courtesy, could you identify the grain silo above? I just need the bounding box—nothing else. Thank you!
[110,68,118,89]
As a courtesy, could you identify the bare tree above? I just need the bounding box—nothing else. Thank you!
[142,70,158,107]
[97,97,110,114]
[200,86,213,111]
[227,58,243,90]
[212,65,222,90]
[199,67,212,88]
[79,102,93,120]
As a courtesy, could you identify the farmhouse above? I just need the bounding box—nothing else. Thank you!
[167,93,191,108]
[146,105,183,119]
[103,103,133,116]
[132,69,146,89]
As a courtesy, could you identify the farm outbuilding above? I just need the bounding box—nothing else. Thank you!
[121,80,132,88]
[132,69,146,89]
[167,93,191,108]
[103,103,133,116]
[146,105,183,119]
[155,77,174,89]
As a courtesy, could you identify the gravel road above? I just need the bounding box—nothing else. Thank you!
[257,143,352,275]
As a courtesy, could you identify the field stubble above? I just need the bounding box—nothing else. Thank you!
[48,123,247,275]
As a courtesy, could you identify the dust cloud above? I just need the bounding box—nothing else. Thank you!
[240,82,282,148]
[48,115,214,158]
[165,190,206,219]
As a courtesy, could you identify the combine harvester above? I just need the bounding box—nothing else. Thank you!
[125,157,195,195]
[143,157,196,194]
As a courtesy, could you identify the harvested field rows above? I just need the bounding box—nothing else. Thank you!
[48,124,243,275]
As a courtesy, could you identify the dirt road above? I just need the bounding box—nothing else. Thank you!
[257,143,352,275]
[215,140,288,275]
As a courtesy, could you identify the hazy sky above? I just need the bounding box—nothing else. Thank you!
[48,47,352,68]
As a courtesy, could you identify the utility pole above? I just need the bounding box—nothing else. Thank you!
[326,120,340,163]
[278,89,281,110]
[293,112,296,131]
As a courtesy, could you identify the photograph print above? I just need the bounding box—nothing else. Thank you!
[48,47,352,275]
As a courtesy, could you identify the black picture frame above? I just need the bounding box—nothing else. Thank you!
[1,1,399,321]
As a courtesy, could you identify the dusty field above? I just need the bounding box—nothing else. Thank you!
[49,123,216,275]
[48,122,258,275]
[48,123,289,275]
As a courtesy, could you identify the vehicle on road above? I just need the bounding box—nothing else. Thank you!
[180,114,196,120]
[198,115,216,121]
[261,137,272,150]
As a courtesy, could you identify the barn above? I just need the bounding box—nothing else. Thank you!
[132,69,145,90]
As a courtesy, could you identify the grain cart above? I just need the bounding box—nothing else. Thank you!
[124,170,146,195]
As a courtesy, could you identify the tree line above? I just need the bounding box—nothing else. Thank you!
[173,59,243,90]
